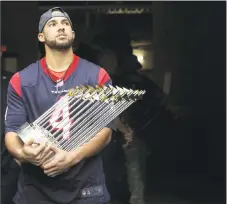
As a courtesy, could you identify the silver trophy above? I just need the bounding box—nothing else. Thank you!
[17,85,146,152]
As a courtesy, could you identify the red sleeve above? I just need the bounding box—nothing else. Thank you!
[9,72,22,97]
[98,68,111,85]
[5,73,27,133]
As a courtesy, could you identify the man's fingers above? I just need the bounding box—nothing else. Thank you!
[49,168,69,177]
[41,145,52,158]
[45,169,65,177]
[24,139,35,146]
[40,151,55,165]
[47,171,60,177]
[33,142,47,156]
[38,144,49,159]
[41,157,53,167]
[44,168,56,174]
[23,139,44,154]
[31,142,41,148]
[44,167,58,175]
[40,144,55,164]
[35,145,47,160]
[42,160,57,170]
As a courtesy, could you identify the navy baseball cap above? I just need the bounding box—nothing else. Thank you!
[39,7,72,32]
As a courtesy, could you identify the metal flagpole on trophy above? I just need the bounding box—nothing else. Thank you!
[17,85,146,156]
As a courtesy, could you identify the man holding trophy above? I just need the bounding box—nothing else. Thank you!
[4,7,144,204]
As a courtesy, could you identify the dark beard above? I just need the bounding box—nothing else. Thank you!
[45,38,74,51]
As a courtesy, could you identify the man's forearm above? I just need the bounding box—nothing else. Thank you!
[5,132,26,162]
[69,127,112,165]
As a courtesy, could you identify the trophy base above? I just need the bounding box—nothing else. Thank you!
[17,122,52,144]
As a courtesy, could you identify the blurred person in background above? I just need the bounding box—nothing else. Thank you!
[1,51,21,204]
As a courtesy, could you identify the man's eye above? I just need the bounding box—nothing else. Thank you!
[64,22,70,26]
[49,23,56,27]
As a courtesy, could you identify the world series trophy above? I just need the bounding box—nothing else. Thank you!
[17,85,146,153]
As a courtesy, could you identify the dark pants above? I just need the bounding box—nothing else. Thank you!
[102,132,131,204]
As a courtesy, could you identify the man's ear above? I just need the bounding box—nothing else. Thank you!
[38,33,45,43]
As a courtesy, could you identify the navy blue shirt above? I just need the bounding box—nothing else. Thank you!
[5,55,116,204]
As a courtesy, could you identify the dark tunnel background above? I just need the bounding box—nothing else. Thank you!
[1,1,226,204]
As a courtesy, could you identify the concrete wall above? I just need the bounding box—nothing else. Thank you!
[151,2,225,116]
[150,3,225,197]
[152,2,187,107]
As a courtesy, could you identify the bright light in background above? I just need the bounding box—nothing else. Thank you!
[137,54,144,64]
[133,48,153,70]
[133,49,145,66]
